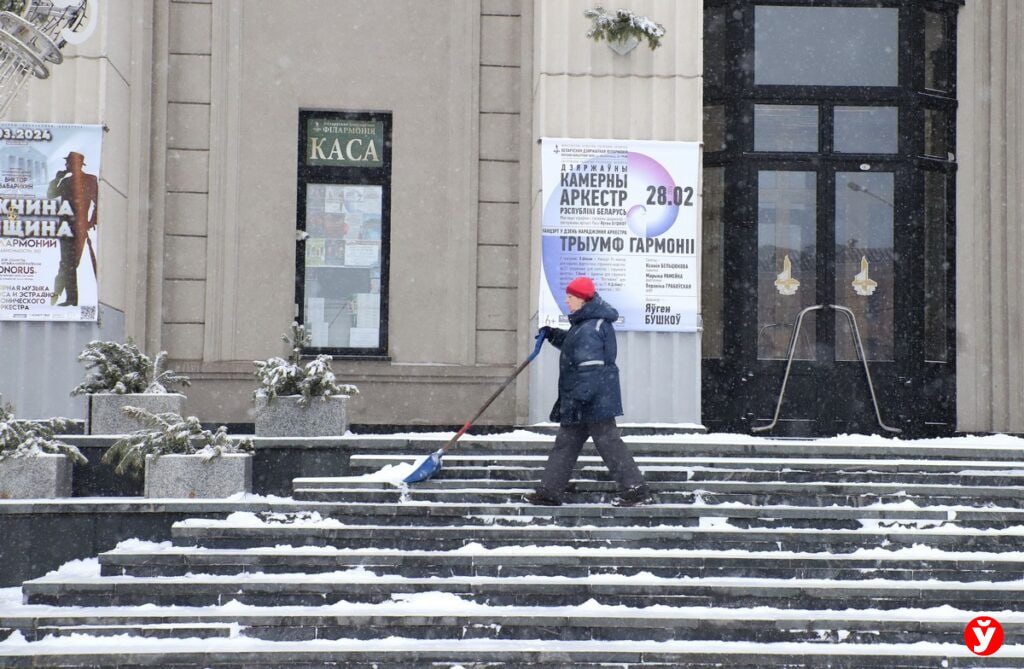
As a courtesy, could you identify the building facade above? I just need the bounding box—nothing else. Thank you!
[0,0,1020,437]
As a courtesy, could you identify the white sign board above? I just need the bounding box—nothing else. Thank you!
[0,123,103,321]
[539,138,700,332]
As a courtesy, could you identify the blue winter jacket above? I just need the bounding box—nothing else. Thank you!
[546,294,624,425]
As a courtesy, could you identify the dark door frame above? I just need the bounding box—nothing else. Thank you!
[700,0,959,437]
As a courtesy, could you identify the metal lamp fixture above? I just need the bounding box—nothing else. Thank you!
[0,0,90,117]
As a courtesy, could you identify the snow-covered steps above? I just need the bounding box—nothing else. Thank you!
[23,569,1024,611]
[4,636,1024,669]
[303,451,1024,508]
[293,478,1024,508]
[22,621,234,641]
[343,452,1024,477]
[20,509,1024,614]
[6,433,1024,666]
[336,433,1024,462]
[93,543,1024,583]
[163,513,1024,554]
[137,499,1024,528]
[3,598,1024,646]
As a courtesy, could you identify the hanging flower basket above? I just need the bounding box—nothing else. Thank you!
[584,6,666,54]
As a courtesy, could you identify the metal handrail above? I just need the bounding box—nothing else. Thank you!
[758,321,812,360]
[752,304,902,434]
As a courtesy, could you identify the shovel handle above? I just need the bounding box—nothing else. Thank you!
[441,331,547,453]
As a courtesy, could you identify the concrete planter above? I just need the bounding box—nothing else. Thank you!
[0,454,72,498]
[144,453,252,498]
[254,394,349,437]
[88,393,186,435]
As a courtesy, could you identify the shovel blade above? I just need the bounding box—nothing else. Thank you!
[403,449,443,483]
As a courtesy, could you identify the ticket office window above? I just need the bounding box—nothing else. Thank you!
[296,110,391,357]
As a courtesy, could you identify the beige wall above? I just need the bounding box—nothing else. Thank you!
[155,0,532,425]
[147,0,705,427]
[228,1,479,363]
[533,1,701,142]
[527,1,704,424]
[0,1,152,420]
[9,0,1018,433]
[7,0,152,329]
[530,0,703,309]
[5,0,534,427]
[956,0,1024,433]
[0,0,704,428]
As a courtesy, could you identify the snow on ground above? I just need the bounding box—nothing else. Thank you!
[350,427,1024,450]
[95,537,1024,563]
[172,509,1024,538]
[4,587,1017,625]
[4,631,1022,658]
[3,429,1024,659]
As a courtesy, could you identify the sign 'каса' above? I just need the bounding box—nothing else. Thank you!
[306,118,383,168]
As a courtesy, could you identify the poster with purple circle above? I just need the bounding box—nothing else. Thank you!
[540,138,700,332]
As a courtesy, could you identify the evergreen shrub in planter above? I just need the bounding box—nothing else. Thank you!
[102,407,254,498]
[0,404,86,499]
[253,322,358,437]
[71,340,190,435]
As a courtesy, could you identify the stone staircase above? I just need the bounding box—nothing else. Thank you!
[2,433,1024,667]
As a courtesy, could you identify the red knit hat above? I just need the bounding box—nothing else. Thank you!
[565,276,596,300]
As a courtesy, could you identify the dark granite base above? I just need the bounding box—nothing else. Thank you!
[69,438,352,498]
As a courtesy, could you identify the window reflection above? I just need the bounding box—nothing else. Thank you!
[925,11,951,92]
[705,7,727,90]
[755,6,898,87]
[754,104,817,152]
[758,171,816,360]
[925,109,948,158]
[835,173,894,362]
[304,183,383,349]
[702,167,725,359]
[834,106,898,154]
[924,172,948,362]
[704,106,727,153]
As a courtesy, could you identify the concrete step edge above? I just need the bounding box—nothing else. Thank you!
[0,635,1022,663]
[3,608,1022,630]
[22,574,1024,595]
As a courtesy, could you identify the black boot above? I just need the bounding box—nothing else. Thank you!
[612,484,653,507]
[522,488,562,506]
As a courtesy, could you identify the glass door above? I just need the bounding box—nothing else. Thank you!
[749,166,902,434]
[757,170,817,363]
[700,0,959,436]
[833,171,895,364]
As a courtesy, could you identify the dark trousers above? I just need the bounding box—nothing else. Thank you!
[54,229,88,305]
[538,419,645,498]
[55,237,79,304]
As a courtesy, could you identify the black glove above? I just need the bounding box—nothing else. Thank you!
[538,326,555,341]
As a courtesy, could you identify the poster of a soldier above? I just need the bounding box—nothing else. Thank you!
[0,123,103,321]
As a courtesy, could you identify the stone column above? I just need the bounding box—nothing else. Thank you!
[956,0,1024,432]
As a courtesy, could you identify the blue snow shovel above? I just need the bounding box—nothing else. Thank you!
[403,331,547,484]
